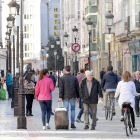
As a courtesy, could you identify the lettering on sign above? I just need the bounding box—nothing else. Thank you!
[54,32,58,36]
[54,14,58,18]
[54,20,58,24]
[54,26,58,30]
[123,48,130,55]
[129,44,140,53]
[54,8,58,12]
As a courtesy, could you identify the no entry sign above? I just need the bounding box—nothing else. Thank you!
[71,43,80,52]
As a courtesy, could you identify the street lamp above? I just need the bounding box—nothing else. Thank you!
[56,37,60,87]
[64,32,69,46]
[86,18,93,70]
[8,0,18,16]
[51,42,55,49]
[46,44,49,51]
[105,11,114,65]
[17,0,26,129]
[72,26,78,75]
[41,46,45,69]
[54,50,57,71]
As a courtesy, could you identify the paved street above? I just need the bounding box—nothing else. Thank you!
[0,88,140,140]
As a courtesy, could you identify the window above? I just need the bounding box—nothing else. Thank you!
[92,24,97,43]
[24,15,26,19]
[123,0,129,17]
[136,0,140,13]
[54,32,58,36]
[91,0,97,6]
[30,14,34,19]
[30,24,34,32]
[124,22,128,30]
[30,5,34,13]
[54,20,58,24]
[54,8,58,12]
[54,14,58,18]
[106,2,113,13]
[54,26,58,30]
[78,0,80,19]
[135,15,139,27]
[135,0,140,28]
[27,15,29,19]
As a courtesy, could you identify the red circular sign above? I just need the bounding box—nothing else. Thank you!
[71,43,81,52]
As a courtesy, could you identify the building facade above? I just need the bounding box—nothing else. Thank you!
[0,0,2,45]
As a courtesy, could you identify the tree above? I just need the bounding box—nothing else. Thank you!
[47,36,64,70]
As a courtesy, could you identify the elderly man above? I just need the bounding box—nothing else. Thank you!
[133,71,140,117]
[80,71,103,130]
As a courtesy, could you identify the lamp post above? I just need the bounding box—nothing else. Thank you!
[41,46,45,69]
[17,0,26,129]
[8,0,20,116]
[7,14,15,108]
[56,37,60,87]
[54,50,57,71]
[64,32,69,66]
[72,26,78,75]
[86,18,93,70]
[105,11,114,65]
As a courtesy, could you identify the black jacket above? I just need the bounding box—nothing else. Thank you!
[80,77,103,104]
[102,71,118,90]
[49,74,56,87]
[59,73,79,99]
[100,70,105,80]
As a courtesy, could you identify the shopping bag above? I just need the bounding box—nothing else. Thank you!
[0,88,6,100]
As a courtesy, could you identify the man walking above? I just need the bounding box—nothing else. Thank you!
[59,65,79,129]
[100,68,105,82]
[53,71,57,87]
[80,71,103,130]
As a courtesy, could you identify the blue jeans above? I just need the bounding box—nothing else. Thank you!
[39,100,51,126]
[7,85,12,98]
[77,99,92,120]
[63,99,76,125]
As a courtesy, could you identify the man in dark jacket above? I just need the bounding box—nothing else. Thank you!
[102,65,118,113]
[59,65,79,129]
[133,71,140,117]
[80,71,103,130]
[100,68,105,82]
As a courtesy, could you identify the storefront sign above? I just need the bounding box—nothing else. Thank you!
[128,40,140,55]
[92,55,98,61]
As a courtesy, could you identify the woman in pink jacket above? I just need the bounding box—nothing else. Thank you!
[35,69,55,130]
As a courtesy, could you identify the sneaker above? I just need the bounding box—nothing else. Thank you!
[71,124,76,129]
[51,112,54,115]
[120,116,124,121]
[43,126,46,130]
[133,127,137,131]
[46,123,50,129]
[29,113,33,116]
[75,118,84,123]
[113,111,116,116]
[83,125,89,130]
[96,118,98,121]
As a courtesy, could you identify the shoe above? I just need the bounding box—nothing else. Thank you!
[83,125,89,130]
[51,112,54,115]
[26,112,29,116]
[113,111,116,116]
[96,118,98,121]
[120,116,124,121]
[136,114,139,117]
[133,127,137,131]
[103,107,106,110]
[75,118,84,123]
[29,113,33,116]
[46,123,50,129]
[43,126,46,130]
[71,124,76,129]
[91,125,95,130]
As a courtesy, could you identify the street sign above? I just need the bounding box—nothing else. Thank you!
[71,43,80,52]
[67,55,71,61]
[92,55,98,61]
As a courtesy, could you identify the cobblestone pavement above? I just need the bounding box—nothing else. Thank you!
[0,88,140,140]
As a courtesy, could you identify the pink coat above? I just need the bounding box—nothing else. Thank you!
[35,76,55,101]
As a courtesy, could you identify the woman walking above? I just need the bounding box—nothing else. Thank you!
[115,71,140,131]
[35,69,55,130]
[24,72,35,116]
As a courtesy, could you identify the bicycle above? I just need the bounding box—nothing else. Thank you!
[123,102,133,137]
[105,92,115,121]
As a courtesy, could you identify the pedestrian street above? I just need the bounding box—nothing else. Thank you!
[0,88,140,140]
